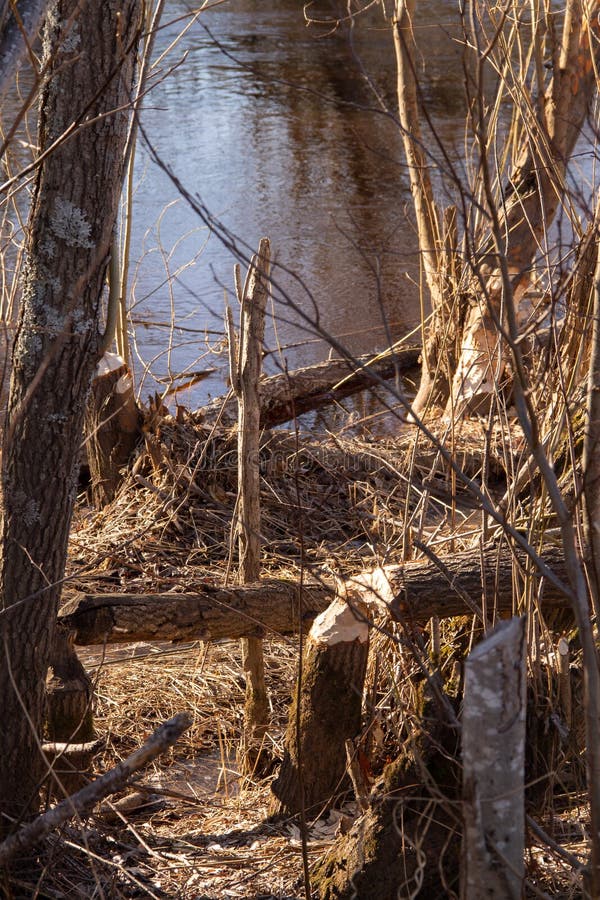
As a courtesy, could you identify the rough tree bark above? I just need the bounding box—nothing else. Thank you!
[270,592,370,819]
[46,621,94,744]
[227,239,271,774]
[312,691,461,899]
[60,579,335,645]
[0,0,142,831]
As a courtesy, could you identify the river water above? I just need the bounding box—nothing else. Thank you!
[131,0,466,408]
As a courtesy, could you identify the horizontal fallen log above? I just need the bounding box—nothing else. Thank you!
[359,541,572,623]
[60,542,573,646]
[59,580,334,645]
[195,346,420,429]
[0,713,191,867]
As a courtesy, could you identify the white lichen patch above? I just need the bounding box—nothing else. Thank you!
[51,198,94,249]
[45,3,62,33]
[60,20,80,53]
[12,490,40,526]
[43,306,67,336]
[491,798,513,819]
[39,236,58,260]
[71,309,94,336]
[21,261,60,310]
[14,327,43,366]
[466,682,503,712]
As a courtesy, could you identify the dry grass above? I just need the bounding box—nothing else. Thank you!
[19,639,351,899]
[69,404,527,601]
[23,635,588,899]
[8,403,584,898]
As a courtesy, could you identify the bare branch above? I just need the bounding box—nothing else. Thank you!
[0,713,192,867]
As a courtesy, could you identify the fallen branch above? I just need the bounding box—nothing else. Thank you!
[195,346,420,429]
[60,542,572,646]
[0,713,191,867]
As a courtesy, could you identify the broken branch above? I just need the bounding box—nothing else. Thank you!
[0,713,191,867]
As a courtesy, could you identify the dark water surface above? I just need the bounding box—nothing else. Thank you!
[131,0,466,406]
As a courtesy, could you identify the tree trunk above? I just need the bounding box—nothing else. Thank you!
[44,624,96,795]
[312,694,460,899]
[0,0,142,831]
[393,1,463,418]
[270,593,369,819]
[584,226,600,618]
[85,351,141,507]
[461,617,526,900]
[228,239,271,775]
[404,0,600,419]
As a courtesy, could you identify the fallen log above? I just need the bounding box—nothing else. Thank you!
[60,542,572,646]
[59,579,334,645]
[362,541,572,623]
[195,346,420,429]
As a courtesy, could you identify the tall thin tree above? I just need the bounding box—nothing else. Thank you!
[0,0,142,830]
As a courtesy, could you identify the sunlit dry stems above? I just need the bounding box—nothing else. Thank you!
[393,0,452,418]
[446,0,600,417]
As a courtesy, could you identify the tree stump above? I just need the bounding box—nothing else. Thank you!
[270,593,369,819]
[85,351,141,507]
[312,695,461,899]
[462,617,526,900]
[45,623,96,796]
[46,623,95,744]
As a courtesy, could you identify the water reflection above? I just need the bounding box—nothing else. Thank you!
[0,1,469,412]
[131,0,467,406]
